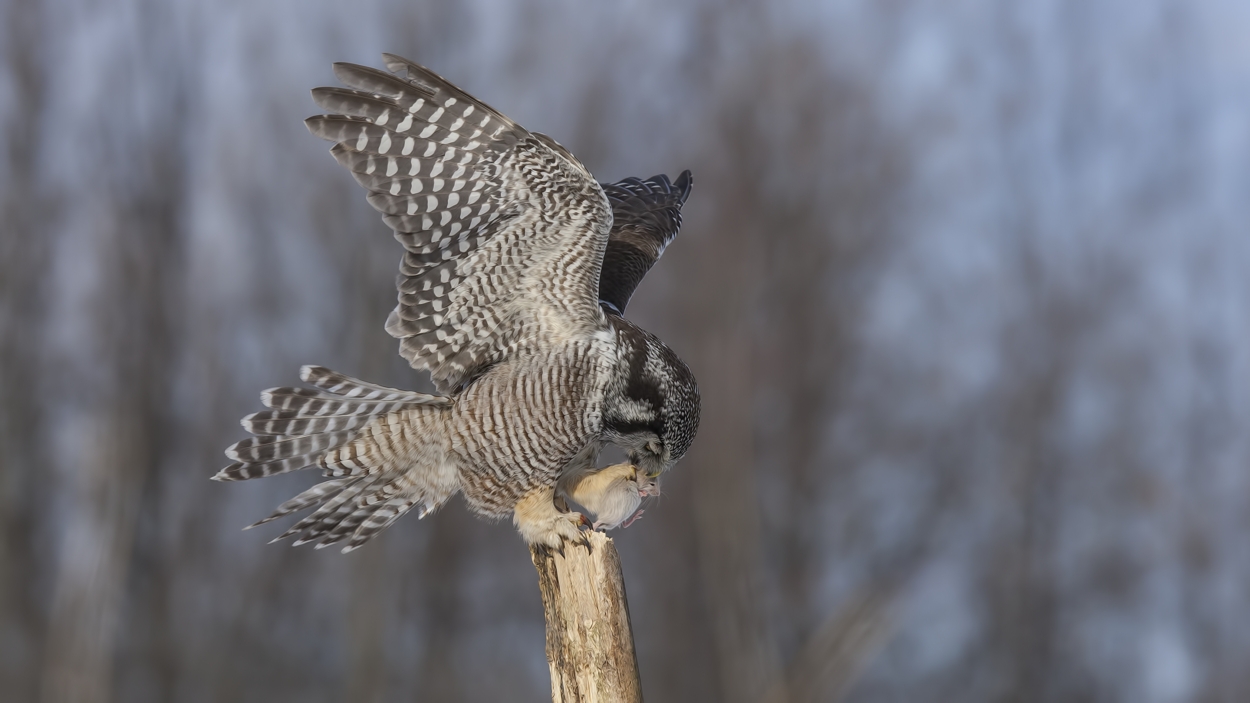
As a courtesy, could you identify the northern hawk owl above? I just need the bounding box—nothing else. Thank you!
[215,55,700,550]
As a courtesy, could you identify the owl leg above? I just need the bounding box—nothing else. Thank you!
[513,486,590,548]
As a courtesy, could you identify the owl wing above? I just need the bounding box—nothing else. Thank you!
[306,54,611,392]
[598,171,693,315]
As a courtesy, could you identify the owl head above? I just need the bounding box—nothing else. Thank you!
[606,318,701,479]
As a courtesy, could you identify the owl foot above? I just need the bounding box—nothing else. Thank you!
[514,487,590,549]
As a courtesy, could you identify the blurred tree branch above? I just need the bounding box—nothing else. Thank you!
[764,589,893,703]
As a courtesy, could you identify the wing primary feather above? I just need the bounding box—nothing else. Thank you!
[307,54,612,392]
[597,170,693,314]
[331,62,435,102]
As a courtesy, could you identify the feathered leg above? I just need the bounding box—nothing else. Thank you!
[513,486,589,549]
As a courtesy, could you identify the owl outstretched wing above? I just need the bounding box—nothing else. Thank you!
[598,171,693,315]
[306,54,611,392]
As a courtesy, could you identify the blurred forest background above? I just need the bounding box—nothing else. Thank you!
[4,0,1250,701]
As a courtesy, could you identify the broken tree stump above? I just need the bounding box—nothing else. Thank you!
[531,531,643,702]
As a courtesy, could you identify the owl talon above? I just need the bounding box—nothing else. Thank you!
[514,487,593,548]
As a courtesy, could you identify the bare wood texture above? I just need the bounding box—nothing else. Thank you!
[531,531,643,703]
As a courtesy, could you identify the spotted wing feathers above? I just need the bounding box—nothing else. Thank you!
[599,171,692,314]
[307,54,611,392]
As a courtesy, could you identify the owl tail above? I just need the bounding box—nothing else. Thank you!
[215,366,454,551]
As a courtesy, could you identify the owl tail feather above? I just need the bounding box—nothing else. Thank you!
[215,366,454,552]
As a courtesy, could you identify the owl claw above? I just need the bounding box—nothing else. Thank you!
[514,487,596,548]
[515,508,589,548]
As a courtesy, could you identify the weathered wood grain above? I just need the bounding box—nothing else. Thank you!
[531,531,643,703]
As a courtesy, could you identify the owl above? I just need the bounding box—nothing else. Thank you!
[215,55,699,551]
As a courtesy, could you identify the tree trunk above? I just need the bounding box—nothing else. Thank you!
[531,531,643,702]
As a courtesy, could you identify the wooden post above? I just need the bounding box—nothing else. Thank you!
[530,530,643,702]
